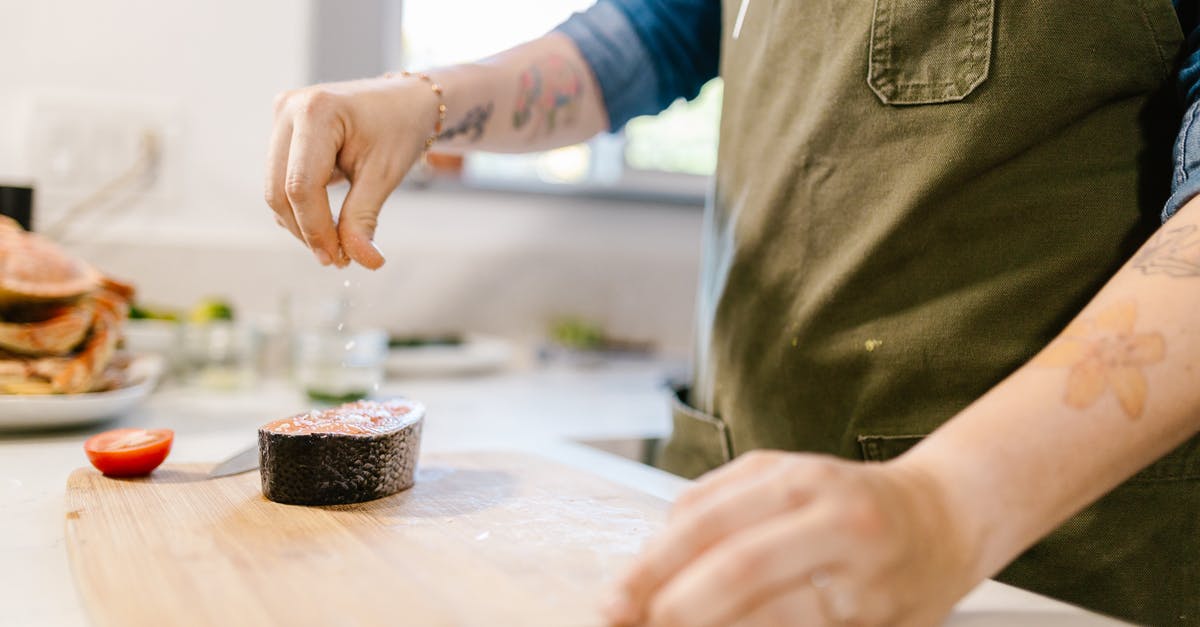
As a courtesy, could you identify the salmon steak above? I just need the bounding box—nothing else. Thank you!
[258,399,425,506]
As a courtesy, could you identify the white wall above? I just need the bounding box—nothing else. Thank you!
[0,1,704,356]
[65,189,704,355]
[0,0,312,222]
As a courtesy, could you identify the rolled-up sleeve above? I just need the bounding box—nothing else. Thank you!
[1163,6,1200,221]
[555,0,721,131]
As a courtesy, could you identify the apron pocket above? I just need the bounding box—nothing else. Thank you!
[857,433,925,461]
[868,0,995,105]
[656,385,734,479]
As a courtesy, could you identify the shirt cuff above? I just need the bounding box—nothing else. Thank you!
[1164,98,1200,221]
[554,1,661,132]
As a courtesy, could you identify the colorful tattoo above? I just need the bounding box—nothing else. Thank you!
[1132,224,1200,277]
[438,102,493,143]
[1033,301,1165,419]
[512,55,584,134]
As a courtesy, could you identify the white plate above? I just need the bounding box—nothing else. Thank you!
[0,354,165,431]
[384,334,513,378]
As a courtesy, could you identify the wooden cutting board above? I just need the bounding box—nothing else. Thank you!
[65,451,670,627]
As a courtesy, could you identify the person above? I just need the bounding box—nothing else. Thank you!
[264,1,1200,624]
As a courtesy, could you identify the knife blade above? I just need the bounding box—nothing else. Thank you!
[208,444,259,478]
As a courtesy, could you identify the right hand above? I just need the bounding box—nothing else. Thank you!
[265,76,439,269]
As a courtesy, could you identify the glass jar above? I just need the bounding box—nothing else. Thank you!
[293,328,387,404]
[178,321,262,390]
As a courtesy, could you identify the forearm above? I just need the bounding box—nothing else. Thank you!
[896,196,1200,581]
[419,33,609,154]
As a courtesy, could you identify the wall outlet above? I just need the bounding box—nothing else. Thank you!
[21,90,183,228]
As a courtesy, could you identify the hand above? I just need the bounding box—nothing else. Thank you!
[265,76,438,269]
[605,451,981,627]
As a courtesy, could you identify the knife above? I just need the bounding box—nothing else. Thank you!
[208,444,259,478]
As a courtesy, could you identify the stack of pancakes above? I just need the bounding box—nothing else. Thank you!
[0,217,134,394]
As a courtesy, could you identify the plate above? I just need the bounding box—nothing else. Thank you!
[0,353,165,431]
[384,334,513,378]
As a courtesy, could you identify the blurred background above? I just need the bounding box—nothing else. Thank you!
[0,0,722,366]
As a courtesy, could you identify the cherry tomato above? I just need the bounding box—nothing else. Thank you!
[84,428,174,477]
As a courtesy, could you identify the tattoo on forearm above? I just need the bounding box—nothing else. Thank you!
[1132,224,1200,277]
[512,55,584,135]
[1032,301,1165,420]
[438,102,493,143]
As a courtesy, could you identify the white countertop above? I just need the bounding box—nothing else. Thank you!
[0,359,1125,626]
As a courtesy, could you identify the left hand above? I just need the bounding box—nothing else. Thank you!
[604,450,982,626]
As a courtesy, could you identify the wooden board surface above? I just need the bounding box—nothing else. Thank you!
[66,452,669,627]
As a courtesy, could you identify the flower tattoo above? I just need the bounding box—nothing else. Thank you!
[512,55,584,134]
[1033,301,1165,419]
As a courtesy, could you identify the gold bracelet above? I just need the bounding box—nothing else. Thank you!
[384,71,446,151]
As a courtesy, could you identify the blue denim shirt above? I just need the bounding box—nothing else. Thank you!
[557,0,1200,222]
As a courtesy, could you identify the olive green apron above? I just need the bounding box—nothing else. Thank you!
[659,0,1199,623]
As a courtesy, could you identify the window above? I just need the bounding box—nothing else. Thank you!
[401,1,591,70]
[624,79,721,177]
[400,0,720,203]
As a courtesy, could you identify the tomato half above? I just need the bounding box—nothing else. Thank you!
[84,428,174,477]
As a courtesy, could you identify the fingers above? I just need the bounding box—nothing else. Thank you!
[264,116,304,242]
[273,214,302,242]
[671,451,788,518]
[285,117,342,266]
[336,167,391,270]
[729,585,829,627]
[606,455,966,627]
[645,508,848,627]
[609,468,813,624]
